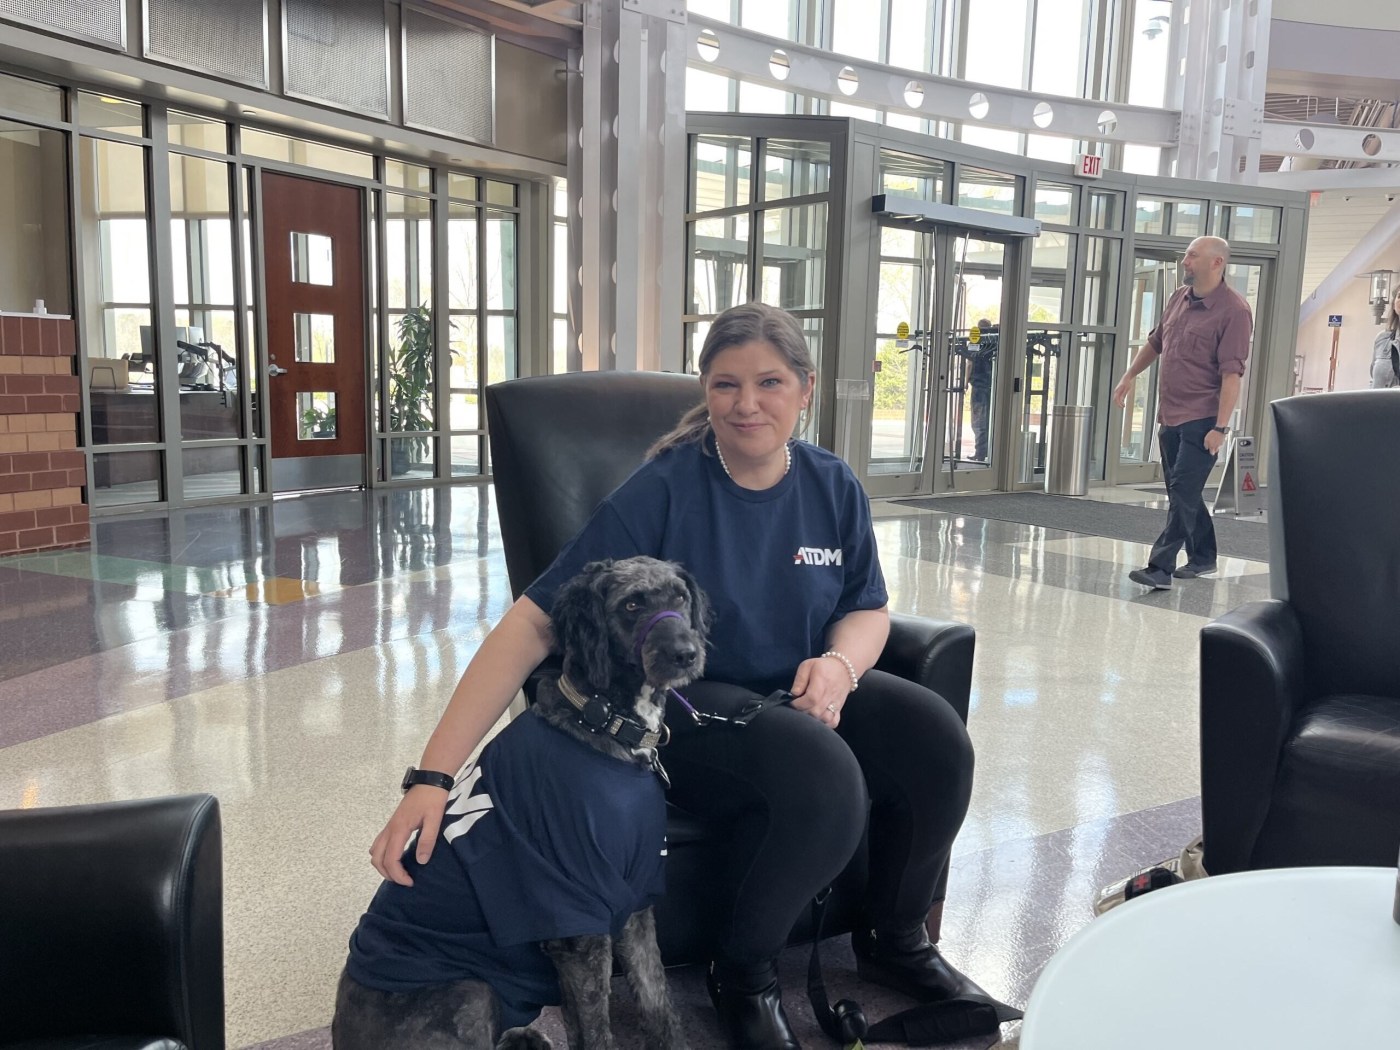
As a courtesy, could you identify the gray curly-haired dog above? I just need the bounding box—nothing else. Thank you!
[333,556,708,1050]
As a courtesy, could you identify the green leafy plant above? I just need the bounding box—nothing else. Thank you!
[300,405,335,439]
[389,306,436,466]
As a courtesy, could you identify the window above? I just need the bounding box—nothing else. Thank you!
[0,119,70,315]
[80,136,159,452]
[169,152,240,441]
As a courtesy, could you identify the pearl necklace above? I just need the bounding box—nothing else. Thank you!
[715,439,791,483]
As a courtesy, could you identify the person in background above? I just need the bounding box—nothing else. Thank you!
[1113,237,1252,589]
[967,319,998,462]
[1369,288,1400,389]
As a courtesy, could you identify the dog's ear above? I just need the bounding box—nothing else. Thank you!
[550,560,614,691]
[678,565,712,636]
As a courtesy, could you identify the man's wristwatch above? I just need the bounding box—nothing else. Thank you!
[401,766,455,792]
[1211,425,1231,435]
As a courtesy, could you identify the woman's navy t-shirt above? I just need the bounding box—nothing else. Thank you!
[525,438,888,692]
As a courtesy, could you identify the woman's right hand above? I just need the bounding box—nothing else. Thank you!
[369,785,451,886]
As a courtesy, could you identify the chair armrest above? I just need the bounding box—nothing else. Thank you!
[1199,599,1307,876]
[875,613,975,725]
[0,794,225,1049]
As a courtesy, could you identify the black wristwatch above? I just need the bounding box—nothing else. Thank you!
[1211,425,1231,435]
[401,766,455,792]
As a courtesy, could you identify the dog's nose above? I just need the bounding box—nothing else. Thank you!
[672,645,698,668]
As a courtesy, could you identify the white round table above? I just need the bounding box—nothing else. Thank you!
[1022,867,1400,1049]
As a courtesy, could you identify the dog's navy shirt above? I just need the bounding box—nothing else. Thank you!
[527,439,887,692]
[346,707,667,1029]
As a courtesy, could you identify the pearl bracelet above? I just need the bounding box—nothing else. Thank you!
[822,649,860,692]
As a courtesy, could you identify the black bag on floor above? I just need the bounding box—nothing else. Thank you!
[805,891,1022,1047]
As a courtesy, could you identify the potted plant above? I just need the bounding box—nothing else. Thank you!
[389,306,435,474]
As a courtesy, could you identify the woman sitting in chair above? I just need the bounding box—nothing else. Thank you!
[370,302,978,1049]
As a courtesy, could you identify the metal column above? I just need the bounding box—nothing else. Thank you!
[568,0,687,373]
[1169,0,1272,184]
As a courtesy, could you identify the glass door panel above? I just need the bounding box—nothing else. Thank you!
[1120,253,1175,469]
[1020,329,1062,482]
[864,224,1012,494]
[944,234,1004,488]
[869,227,936,478]
[1224,260,1266,434]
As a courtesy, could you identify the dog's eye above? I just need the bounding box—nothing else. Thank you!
[624,599,641,612]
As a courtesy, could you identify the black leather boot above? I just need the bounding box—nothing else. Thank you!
[706,964,801,1049]
[851,925,985,1003]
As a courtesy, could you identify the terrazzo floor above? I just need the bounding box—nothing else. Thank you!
[0,482,1270,1048]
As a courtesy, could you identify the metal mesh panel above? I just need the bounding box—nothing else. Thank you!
[404,6,493,144]
[284,0,388,117]
[1,0,123,46]
[145,0,267,89]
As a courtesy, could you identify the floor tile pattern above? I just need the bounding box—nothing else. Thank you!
[0,484,1232,1047]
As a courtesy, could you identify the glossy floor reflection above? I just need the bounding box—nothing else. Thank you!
[0,484,1267,1048]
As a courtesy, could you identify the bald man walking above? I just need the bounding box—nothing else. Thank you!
[1114,236,1252,590]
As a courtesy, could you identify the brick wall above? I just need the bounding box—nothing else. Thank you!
[0,314,89,555]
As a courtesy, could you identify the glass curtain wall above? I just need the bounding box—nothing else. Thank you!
[2,68,524,512]
[685,0,1172,174]
[689,112,1305,493]
[441,177,519,479]
[686,132,832,438]
[169,120,244,501]
[77,98,163,507]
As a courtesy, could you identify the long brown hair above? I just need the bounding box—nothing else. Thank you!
[648,303,816,458]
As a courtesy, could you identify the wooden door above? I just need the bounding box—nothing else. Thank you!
[261,171,367,491]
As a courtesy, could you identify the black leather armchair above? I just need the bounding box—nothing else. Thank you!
[1201,390,1400,875]
[0,794,225,1050]
[485,371,975,965]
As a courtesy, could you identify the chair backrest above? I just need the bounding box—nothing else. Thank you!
[0,792,224,1048]
[485,371,704,597]
[1271,390,1400,696]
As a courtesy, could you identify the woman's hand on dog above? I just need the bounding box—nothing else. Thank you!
[370,786,451,886]
[788,656,851,728]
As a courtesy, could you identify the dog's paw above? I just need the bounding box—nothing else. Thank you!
[496,1027,552,1050]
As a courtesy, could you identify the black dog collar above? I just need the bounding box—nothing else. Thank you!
[557,674,669,751]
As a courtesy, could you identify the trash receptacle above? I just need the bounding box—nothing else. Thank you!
[1045,405,1093,496]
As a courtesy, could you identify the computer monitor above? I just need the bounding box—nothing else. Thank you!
[138,324,206,359]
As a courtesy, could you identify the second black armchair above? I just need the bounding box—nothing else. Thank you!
[0,793,224,1050]
[1201,390,1400,876]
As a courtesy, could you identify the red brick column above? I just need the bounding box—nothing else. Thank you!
[0,314,89,555]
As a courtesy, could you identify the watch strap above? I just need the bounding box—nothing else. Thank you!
[402,766,455,792]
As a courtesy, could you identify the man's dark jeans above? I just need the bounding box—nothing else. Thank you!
[1148,416,1218,573]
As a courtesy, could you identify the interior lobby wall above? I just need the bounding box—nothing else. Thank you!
[1273,1,1400,31]
[1295,244,1400,392]
[493,41,567,166]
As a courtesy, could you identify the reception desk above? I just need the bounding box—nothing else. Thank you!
[89,389,240,445]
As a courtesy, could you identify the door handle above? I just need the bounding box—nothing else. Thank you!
[268,364,288,377]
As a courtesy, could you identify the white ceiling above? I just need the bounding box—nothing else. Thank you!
[1299,192,1399,302]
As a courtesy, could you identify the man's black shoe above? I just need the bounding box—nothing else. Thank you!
[707,966,801,1049]
[851,927,984,1003]
[1128,567,1172,590]
[1172,562,1217,578]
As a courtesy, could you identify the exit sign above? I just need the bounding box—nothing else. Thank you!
[1074,153,1104,179]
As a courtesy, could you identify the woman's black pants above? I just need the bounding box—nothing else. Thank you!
[663,670,974,970]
